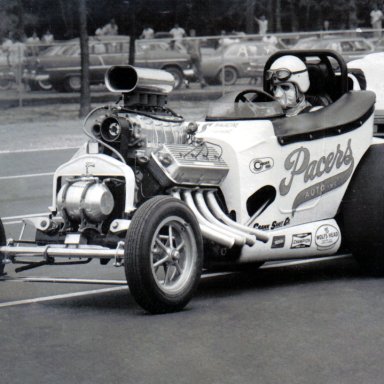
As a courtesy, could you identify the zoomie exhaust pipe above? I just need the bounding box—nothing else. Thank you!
[105,65,175,94]
[172,189,270,248]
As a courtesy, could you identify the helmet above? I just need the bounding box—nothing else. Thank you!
[268,55,310,93]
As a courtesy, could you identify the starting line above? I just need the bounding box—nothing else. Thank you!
[0,286,128,308]
[0,255,351,309]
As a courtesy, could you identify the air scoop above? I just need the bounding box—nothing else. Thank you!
[105,65,175,95]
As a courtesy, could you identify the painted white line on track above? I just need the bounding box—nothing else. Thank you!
[0,172,53,181]
[0,146,78,155]
[3,212,48,221]
[10,277,127,285]
[3,221,24,225]
[0,286,128,308]
[0,256,351,308]
[3,213,49,226]
[0,273,234,308]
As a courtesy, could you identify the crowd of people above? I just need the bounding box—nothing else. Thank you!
[1,8,384,94]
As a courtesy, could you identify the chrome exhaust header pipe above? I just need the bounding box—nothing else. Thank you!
[105,65,175,94]
[172,190,235,248]
[194,191,255,246]
[206,191,269,243]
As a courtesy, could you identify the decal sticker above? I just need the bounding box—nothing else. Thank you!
[291,233,312,249]
[271,235,285,249]
[249,157,274,174]
[315,225,339,250]
[253,217,290,231]
[279,139,354,214]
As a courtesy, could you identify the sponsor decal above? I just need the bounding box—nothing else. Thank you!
[253,217,290,231]
[271,235,285,249]
[291,233,312,249]
[279,139,354,215]
[315,224,339,250]
[249,157,274,174]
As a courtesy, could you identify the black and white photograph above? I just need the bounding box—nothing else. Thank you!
[1,1,384,383]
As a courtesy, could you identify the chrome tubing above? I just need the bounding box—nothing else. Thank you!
[206,191,269,243]
[194,191,255,246]
[182,190,239,247]
[105,65,175,94]
[0,245,124,259]
[172,190,235,248]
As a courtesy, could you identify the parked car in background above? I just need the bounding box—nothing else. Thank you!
[201,41,278,85]
[23,35,194,91]
[371,37,384,52]
[292,36,375,62]
[347,52,384,132]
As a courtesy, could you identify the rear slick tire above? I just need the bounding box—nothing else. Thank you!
[342,144,384,275]
[124,196,203,314]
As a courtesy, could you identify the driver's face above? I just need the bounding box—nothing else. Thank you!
[273,82,297,109]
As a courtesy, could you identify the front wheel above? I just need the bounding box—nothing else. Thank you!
[0,78,13,90]
[125,196,203,314]
[63,75,81,92]
[0,218,6,276]
[217,66,238,86]
[29,79,53,91]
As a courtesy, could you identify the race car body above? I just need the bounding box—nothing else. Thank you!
[0,50,382,314]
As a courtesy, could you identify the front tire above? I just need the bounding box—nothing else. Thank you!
[217,66,238,86]
[125,196,203,314]
[29,79,53,91]
[0,78,13,90]
[63,75,81,92]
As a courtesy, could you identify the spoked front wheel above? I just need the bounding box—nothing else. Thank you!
[125,196,203,314]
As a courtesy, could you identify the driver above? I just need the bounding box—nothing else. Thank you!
[267,55,313,117]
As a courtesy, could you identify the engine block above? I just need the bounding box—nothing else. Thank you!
[151,143,229,186]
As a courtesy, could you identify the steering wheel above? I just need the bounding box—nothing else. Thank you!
[234,89,275,103]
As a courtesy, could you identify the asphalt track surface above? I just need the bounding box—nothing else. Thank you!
[2,101,384,384]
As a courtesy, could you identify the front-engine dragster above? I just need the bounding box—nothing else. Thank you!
[1,50,383,314]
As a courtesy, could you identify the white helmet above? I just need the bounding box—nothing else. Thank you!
[268,55,310,93]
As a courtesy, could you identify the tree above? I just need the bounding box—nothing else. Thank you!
[79,0,90,118]
[245,0,255,34]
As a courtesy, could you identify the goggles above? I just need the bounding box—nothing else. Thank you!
[266,68,307,82]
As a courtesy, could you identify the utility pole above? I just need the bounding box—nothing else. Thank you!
[79,0,91,117]
[128,0,136,65]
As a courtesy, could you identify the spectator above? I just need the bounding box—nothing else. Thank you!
[140,26,154,39]
[2,33,13,66]
[169,23,186,41]
[97,19,118,36]
[255,15,268,35]
[184,29,207,88]
[42,30,54,44]
[262,34,278,45]
[370,5,383,38]
[323,20,330,31]
[8,33,26,89]
[26,31,40,56]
